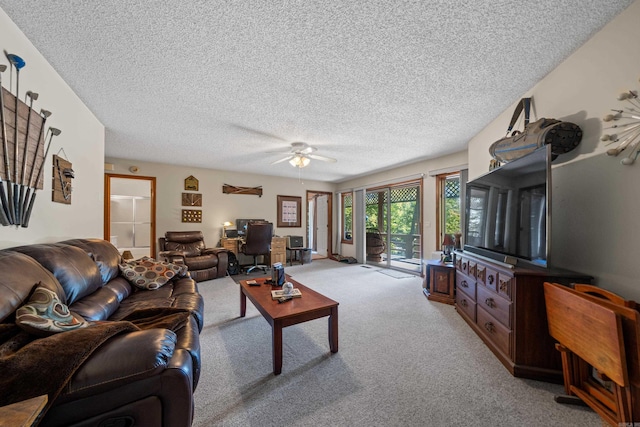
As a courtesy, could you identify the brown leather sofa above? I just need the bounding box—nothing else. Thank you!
[0,238,203,427]
[158,231,229,282]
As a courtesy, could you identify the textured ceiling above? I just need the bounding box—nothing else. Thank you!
[0,1,634,182]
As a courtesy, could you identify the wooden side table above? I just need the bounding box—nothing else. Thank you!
[423,259,455,304]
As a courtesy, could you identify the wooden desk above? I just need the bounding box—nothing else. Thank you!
[0,395,48,427]
[222,237,287,266]
[221,237,241,255]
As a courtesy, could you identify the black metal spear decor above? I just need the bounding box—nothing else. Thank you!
[0,50,57,228]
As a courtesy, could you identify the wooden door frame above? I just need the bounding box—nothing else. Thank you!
[306,190,332,258]
[104,173,157,257]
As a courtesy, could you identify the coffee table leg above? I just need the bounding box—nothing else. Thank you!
[240,289,246,317]
[329,306,338,353]
[273,320,283,375]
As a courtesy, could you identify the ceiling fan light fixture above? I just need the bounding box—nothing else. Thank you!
[289,155,310,168]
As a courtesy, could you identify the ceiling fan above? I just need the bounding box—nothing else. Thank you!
[270,142,337,168]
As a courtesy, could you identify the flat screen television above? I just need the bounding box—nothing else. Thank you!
[463,145,551,268]
[236,218,265,237]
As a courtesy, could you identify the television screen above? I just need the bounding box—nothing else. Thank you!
[236,218,265,236]
[463,146,551,267]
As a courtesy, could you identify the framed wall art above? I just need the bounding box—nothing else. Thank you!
[182,192,202,206]
[277,195,301,227]
[184,175,199,191]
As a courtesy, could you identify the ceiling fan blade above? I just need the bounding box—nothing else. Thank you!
[300,146,317,154]
[271,155,295,165]
[307,153,337,163]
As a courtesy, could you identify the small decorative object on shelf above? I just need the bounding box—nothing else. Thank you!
[601,78,640,166]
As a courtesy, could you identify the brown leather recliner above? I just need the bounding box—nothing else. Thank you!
[158,231,229,282]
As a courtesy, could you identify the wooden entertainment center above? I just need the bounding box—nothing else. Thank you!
[454,251,592,383]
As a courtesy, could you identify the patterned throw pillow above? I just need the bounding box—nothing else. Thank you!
[16,285,89,336]
[119,256,188,290]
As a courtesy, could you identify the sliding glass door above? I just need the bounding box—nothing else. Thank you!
[365,179,422,273]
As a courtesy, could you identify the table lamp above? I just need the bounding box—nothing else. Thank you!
[121,250,134,261]
[441,234,455,263]
[222,221,233,238]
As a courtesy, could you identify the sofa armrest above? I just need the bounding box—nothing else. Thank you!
[65,328,180,398]
[200,247,225,256]
[46,337,194,427]
[158,251,186,264]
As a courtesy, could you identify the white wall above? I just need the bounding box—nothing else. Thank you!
[0,9,105,248]
[105,157,335,252]
[466,0,640,300]
[337,150,468,259]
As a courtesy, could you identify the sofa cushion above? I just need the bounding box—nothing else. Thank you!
[11,244,103,305]
[16,285,89,336]
[119,257,188,290]
[0,251,66,322]
[60,239,122,285]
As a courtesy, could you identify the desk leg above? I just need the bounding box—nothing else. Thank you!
[273,320,283,375]
[329,306,338,353]
[240,289,246,317]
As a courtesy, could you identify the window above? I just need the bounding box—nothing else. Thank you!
[436,173,461,249]
[341,192,353,244]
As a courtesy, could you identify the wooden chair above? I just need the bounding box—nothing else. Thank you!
[544,282,640,425]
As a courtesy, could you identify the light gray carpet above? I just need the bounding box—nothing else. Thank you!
[193,259,600,426]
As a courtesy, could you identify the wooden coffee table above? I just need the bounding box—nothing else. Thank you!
[239,276,339,375]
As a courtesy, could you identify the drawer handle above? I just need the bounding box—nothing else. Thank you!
[485,298,495,308]
[460,299,468,307]
[488,275,494,284]
[499,281,508,292]
[460,280,468,288]
[484,321,495,333]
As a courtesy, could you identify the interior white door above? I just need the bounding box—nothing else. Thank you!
[316,194,329,257]
[109,177,153,259]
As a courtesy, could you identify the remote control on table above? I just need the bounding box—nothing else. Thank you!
[277,296,293,303]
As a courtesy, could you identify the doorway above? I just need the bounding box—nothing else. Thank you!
[306,190,332,259]
[104,174,156,259]
[365,179,422,273]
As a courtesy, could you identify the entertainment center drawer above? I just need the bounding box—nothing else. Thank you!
[497,272,513,300]
[477,306,511,358]
[456,256,476,279]
[477,264,498,292]
[456,271,476,301]
[477,285,511,328]
[456,291,476,321]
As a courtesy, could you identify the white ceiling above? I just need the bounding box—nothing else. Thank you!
[0,1,634,183]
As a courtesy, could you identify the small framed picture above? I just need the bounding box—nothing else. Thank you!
[277,195,301,227]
